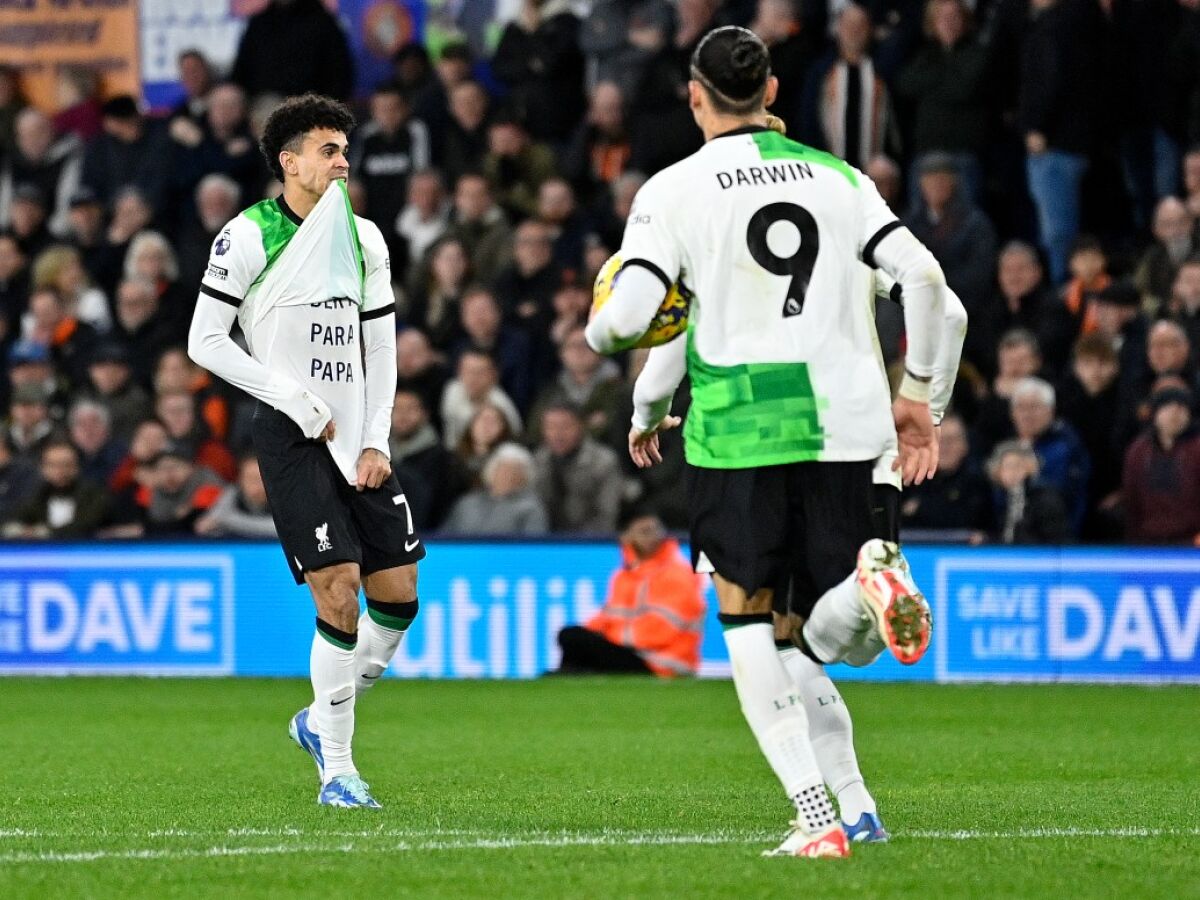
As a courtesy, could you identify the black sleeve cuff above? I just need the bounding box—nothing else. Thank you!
[619,257,673,293]
[862,220,904,269]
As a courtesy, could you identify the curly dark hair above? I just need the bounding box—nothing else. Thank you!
[259,93,356,183]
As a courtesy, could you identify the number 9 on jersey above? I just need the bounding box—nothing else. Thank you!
[591,253,691,349]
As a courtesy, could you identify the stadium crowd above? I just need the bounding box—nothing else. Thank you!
[3,0,1200,545]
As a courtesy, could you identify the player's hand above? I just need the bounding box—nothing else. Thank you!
[892,397,936,486]
[628,416,681,469]
[317,419,337,443]
[356,448,391,492]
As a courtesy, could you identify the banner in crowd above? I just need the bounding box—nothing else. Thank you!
[0,0,139,113]
[0,542,1197,683]
[140,0,428,110]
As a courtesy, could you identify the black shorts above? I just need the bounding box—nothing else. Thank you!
[872,483,901,544]
[252,403,426,585]
[686,460,873,620]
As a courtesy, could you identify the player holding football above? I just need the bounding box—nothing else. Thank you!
[586,27,946,858]
[189,94,423,809]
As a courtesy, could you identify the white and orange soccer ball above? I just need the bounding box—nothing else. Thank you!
[591,253,691,349]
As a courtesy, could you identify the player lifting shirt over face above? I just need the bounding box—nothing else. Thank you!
[586,27,946,858]
[189,94,424,810]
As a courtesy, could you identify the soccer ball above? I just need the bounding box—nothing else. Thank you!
[591,253,691,349]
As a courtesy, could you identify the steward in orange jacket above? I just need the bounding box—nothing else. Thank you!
[557,514,706,677]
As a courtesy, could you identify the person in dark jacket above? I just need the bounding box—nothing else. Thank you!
[1122,387,1200,544]
[3,439,109,539]
[80,97,173,215]
[230,0,353,101]
[900,413,991,534]
[0,426,36,524]
[388,389,467,531]
[987,441,1072,544]
[1010,376,1091,534]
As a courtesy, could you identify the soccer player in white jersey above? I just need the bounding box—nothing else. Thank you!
[586,27,946,858]
[188,95,424,809]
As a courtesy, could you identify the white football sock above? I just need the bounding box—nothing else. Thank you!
[723,622,836,833]
[779,646,876,823]
[355,599,418,695]
[310,622,357,782]
[801,574,867,664]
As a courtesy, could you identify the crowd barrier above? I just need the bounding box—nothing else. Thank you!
[0,541,1196,683]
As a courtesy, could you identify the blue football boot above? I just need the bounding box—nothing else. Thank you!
[843,812,890,843]
[318,774,382,809]
[288,707,324,782]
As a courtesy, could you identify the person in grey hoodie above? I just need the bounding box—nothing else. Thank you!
[194,454,277,538]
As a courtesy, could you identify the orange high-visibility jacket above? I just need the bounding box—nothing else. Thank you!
[587,538,706,677]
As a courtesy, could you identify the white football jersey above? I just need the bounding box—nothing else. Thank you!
[618,126,901,468]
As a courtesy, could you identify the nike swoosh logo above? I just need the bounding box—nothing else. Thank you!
[361,673,380,681]
[405,539,419,552]
[330,696,352,706]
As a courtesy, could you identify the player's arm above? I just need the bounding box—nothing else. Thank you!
[628,337,686,469]
[187,218,333,439]
[585,176,682,354]
[357,222,397,491]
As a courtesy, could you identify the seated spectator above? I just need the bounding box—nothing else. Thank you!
[110,277,179,385]
[396,169,451,274]
[3,438,108,538]
[493,219,563,347]
[452,287,533,413]
[109,417,168,495]
[1057,334,1123,539]
[1,107,82,237]
[442,441,548,535]
[973,329,1043,453]
[25,286,97,390]
[454,402,517,484]
[965,241,1052,378]
[68,399,125,487]
[388,388,466,529]
[439,349,522,449]
[532,402,623,533]
[527,326,624,445]
[123,232,189,343]
[62,187,117,293]
[396,328,450,428]
[987,440,1071,545]
[31,245,110,335]
[155,389,236,483]
[104,187,154,265]
[0,232,29,338]
[865,154,903,211]
[1010,376,1090,533]
[483,113,558,221]
[1136,197,1195,316]
[153,346,230,442]
[437,80,491,186]
[548,282,591,349]
[1171,254,1200,353]
[403,236,470,350]
[561,81,632,207]
[1116,319,1197,449]
[9,184,54,260]
[194,455,277,538]
[0,426,37,523]
[1122,387,1200,544]
[594,170,644,250]
[81,341,151,443]
[536,177,589,275]
[1091,281,1149,400]
[7,338,66,414]
[900,413,991,534]
[904,155,996,313]
[444,172,513,286]
[142,440,224,535]
[1048,237,1111,359]
[6,382,57,464]
[556,510,704,677]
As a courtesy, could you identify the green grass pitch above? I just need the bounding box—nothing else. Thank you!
[1,677,1197,899]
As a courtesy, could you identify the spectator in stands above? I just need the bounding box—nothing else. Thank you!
[63,188,117,294]
[2,439,108,539]
[9,184,53,260]
[7,339,63,414]
[194,454,276,538]
[154,390,235,484]
[396,169,451,273]
[1,108,82,236]
[437,80,491,186]
[0,426,36,524]
[1122,387,1200,543]
[440,349,523,449]
[750,0,820,130]
[556,509,704,676]
[108,417,166,497]
[81,96,172,214]
[68,399,124,487]
[351,84,431,256]
[171,49,215,127]
[454,403,517,485]
[974,328,1042,452]
[1172,254,1200,353]
[1135,197,1195,316]
[1010,376,1090,533]
[865,154,902,210]
[31,244,110,335]
[110,277,177,385]
[1090,281,1149,403]
[537,177,589,274]
[1057,334,1123,540]
[81,341,150,443]
[900,412,991,534]
[171,82,263,211]
[904,153,996,313]
[494,219,562,346]
[533,402,623,533]
[1116,319,1197,450]
[230,0,353,101]
[416,42,473,137]
[483,113,558,221]
[492,0,586,144]
[800,4,897,170]
[562,82,632,207]
[580,0,673,100]
[0,66,24,156]
[894,0,987,202]
[123,232,188,342]
[1050,237,1111,359]
[528,326,624,444]
[405,236,469,351]
[6,382,57,464]
[25,286,97,389]
[548,283,591,350]
[52,66,103,142]
[104,188,155,284]
[396,328,449,428]
[142,439,224,536]
[987,440,1071,544]
[444,172,512,286]
[594,170,644,250]
[177,174,241,297]
[0,232,28,339]
[442,441,548,535]
[453,287,533,413]
[1018,0,1099,286]
[389,388,465,529]
[965,241,1051,379]
[153,347,230,443]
